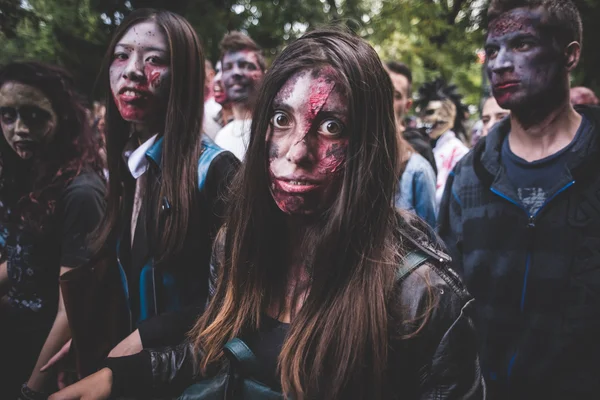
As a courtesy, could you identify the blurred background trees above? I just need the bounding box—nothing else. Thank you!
[1,0,599,110]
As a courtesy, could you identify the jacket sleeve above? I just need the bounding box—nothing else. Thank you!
[137,300,206,348]
[437,169,464,277]
[106,341,201,398]
[418,298,485,399]
[413,164,438,229]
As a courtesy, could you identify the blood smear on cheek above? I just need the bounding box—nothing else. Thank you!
[317,142,347,175]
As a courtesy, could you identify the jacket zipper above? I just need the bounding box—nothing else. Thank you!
[489,180,575,383]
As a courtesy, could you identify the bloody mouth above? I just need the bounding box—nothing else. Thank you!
[494,81,520,91]
[274,178,320,194]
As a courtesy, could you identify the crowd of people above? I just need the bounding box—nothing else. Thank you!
[0,0,598,399]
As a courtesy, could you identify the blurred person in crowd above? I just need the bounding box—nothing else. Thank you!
[213,61,233,127]
[204,59,215,101]
[570,85,599,106]
[0,62,105,398]
[41,8,239,384]
[415,78,469,205]
[384,61,437,226]
[385,61,436,174]
[439,0,600,397]
[472,95,511,146]
[203,60,222,139]
[50,27,483,400]
[213,32,266,160]
[481,96,510,137]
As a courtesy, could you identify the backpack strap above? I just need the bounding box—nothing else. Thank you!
[397,249,431,282]
[197,136,226,192]
[224,338,267,381]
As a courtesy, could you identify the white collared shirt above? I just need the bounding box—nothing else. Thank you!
[124,134,158,179]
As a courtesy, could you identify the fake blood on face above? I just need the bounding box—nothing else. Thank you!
[485,8,562,109]
[109,21,171,125]
[267,67,349,216]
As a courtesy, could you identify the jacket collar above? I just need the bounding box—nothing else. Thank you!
[145,136,164,168]
[144,135,216,170]
[474,105,600,188]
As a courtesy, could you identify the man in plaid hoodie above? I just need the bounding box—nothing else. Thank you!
[439,0,600,398]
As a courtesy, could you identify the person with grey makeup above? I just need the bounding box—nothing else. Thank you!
[439,0,600,398]
[0,62,106,399]
[213,32,266,160]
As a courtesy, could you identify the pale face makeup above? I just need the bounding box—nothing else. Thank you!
[0,81,57,159]
[109,20,171,128]
[221,50,264,103]
[419,99,456,139]
[267,67,349,216]
[481,96,510,136]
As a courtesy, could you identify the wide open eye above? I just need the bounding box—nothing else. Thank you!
[271,111,292,128]
[318,118,344,137]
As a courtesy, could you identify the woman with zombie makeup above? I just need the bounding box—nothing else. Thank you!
[42,8,239,378]
[50,28,483,400]
[0,62,106,399]
[94,7,238,354]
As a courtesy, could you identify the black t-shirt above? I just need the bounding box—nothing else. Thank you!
[501,115,589,215]
[2,171,105,324]
[243,315,289,389]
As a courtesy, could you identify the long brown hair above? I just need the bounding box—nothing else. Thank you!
[191,27,435,399]
[94,9,205,262]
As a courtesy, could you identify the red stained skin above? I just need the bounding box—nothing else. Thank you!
[489,13,532,37]
[109,21,171,125]
[112,64,168,121]
[267,67,349,216]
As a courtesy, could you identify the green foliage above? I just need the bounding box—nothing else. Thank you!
[1,0,599,108]
[369,0,486,108]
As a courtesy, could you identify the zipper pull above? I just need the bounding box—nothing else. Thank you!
[527,215,535,229]
[161,197,171,215]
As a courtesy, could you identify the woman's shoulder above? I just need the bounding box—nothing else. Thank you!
[406,152,436,176]
[391,230,473,338]
[198,136,240,191]
[59,171,106,212]
[62,171,105,197]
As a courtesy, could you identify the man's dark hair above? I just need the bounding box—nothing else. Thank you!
[219,31,266,72]
[385,61,412,95]
[488,0,582,49]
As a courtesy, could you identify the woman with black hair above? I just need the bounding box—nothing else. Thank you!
[51,28,483,400]
[41,9,239,380]
[0,62,106,398]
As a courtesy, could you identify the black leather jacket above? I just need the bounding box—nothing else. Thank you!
[110,236,485,399]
